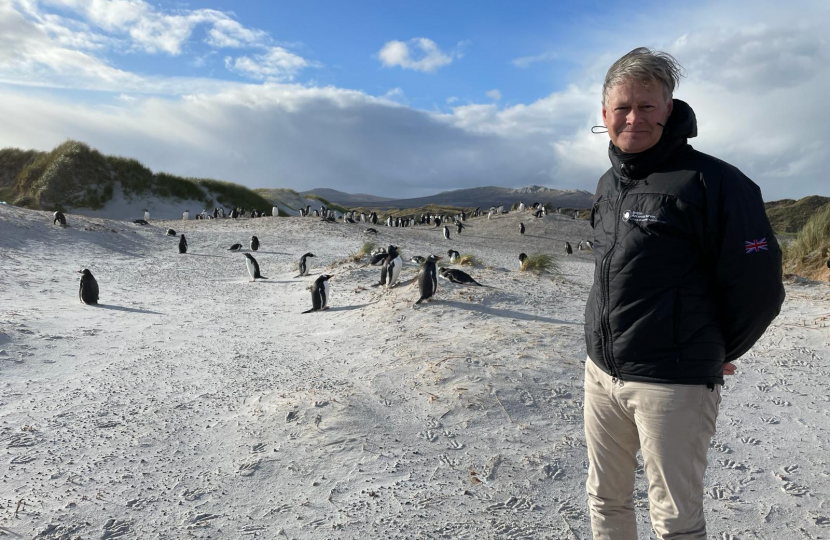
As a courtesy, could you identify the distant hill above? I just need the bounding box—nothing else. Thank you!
[302,185,594,210]
[0,140,277,219]
[765,195,830,234]
[299,188,394,206]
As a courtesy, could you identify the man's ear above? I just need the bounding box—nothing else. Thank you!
[601,105,609,129]
[666,99,673,119]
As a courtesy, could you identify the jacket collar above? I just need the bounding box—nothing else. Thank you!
[608,99,697,180]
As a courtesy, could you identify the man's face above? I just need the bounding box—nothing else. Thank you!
[602,79,673,154]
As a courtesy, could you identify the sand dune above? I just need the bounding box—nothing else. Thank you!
[1,204,828,539]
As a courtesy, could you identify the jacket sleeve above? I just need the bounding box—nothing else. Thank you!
[708,167,785,361]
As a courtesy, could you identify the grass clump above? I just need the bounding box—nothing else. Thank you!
[349,241,376,262]
[521,253,560,274]
[458,253,481,266]
[782,204,830,280]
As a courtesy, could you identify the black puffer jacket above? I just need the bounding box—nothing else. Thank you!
[585,100,785,386]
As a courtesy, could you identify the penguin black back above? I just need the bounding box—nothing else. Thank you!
[416,255,441,304]
[78,269,99,305]
[179,234,188,254]
[251,236,259,251]
[303,274,333,313]
[519,222,525,235]
[53,211,67,227]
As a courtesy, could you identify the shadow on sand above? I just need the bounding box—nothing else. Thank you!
[96,304,162,315]
[438,300,579,325]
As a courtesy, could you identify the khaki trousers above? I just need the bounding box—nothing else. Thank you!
[583,358,721,540]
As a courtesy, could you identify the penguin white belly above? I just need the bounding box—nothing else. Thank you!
[386,257,402,287]
[245,257,257,280]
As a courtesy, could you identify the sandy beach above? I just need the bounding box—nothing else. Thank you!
[1,204,829,539]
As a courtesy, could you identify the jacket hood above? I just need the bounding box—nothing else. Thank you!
[609,99,698,179]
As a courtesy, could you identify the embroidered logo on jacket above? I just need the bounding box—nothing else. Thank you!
[622,210,663,224]
[745,238,768,253]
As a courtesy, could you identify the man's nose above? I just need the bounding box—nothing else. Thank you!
[626,109,642,124]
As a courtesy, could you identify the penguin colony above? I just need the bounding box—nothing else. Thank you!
[69,197,587,311]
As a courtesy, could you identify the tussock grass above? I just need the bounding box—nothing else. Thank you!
[457,253,481,266]
[349,241,376,262]
[521,253,560,274]
[783,204,830,280]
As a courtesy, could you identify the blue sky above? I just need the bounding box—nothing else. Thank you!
[0,0,828,199]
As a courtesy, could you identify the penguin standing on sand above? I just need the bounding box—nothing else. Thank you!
[244,253,267,282]
[166,229,176,236]
[519,253,528,269]
[78,269,99,305]
[456,222,464,234]
[228,243,242,251]
[144,209,150,222]
[297,253,316,277]
[443,225,450,241]
[440,267,483,287]
[53,211,67,227]
[415,255,441,305]
[519,222,525,235]
[447,250,460,264]
[178,234,188,254]
[303,275,333,313]
[410,255,426,265]
[565,241,573,255]
[250,236,259,252]
[379,245,402,288]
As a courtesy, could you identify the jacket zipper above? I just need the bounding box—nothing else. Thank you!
[599,178,632,382]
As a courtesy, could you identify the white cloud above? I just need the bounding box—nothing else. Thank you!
[446,96,458,104]
[485,89,501,101]
[512,51,558,68]
[378,38,454,73]
[224,46,314,81]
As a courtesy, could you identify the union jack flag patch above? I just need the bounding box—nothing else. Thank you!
[745,238,768,253]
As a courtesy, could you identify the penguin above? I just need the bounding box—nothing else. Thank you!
[439,267,483,287]
[228,243,242,251]
[178,234,188,254]
[53,211,67,227]
[133,219,148,225]
[519,222,525,235]
[144,209,150,222]
[565,241,573,255]
[302,274,333,313]
[456,222,464,234]
[447,249,460,264]
[368,251,387,266]
[415,255,441,305]
[379,245,402,288]
[297,252,316,277]
[364,228,378,234]
[410,255,426,265]
[183,210,189,220]
[78,269,99,305]
[166,229,176,236]
[443,225,450,241]
[534,209,543,218]
[250,236,259,252]
[244,253,266,281]
[519,253,528,269]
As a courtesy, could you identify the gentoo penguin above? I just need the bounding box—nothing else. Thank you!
[302,275,333,313]
[297,252,315,277]
[380,245,402,288]
[228,243,242,251]
[244,253,267,281]
[183,210,189,220]
[133,219,148,225]
[519,222,525,235]
[166,228,176,236]
[447,249,460,264]
[178,234,188,254]
[565,241,573,255]
[415,255,441,305]
[439,267,483,287]
[53,211,66,227]
[272,206,279,217]
[144,209,150,222]
[534,209,543,218]
[250,236,259,252]
[443,225,450,241]
[368,250,388,266]
[456,222,464,234]
[410,255,426,265]
[364,228,378,234]
[78,269,99,305]
[519,253,528,269]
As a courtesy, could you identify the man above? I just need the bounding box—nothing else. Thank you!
[584,48,784,539]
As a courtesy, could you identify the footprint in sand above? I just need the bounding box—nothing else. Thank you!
[101,518,131,539]
[710,440,732,454]
[760,416,779,425]
[418,430,439,442]
[542,463,565,480]
[740,436,761,445]
[771,397,791,407]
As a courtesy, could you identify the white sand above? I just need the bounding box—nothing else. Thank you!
[1,204,828,539]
